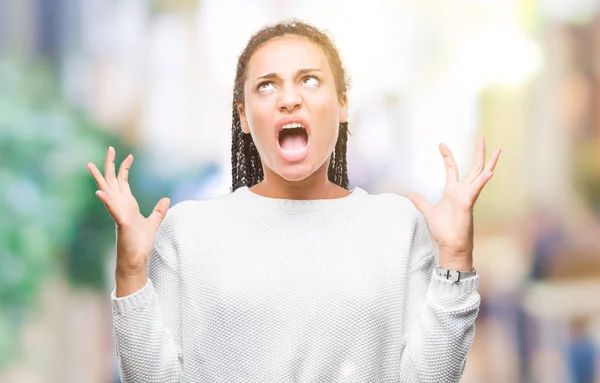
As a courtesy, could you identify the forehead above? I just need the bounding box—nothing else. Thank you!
[246,35,330,78]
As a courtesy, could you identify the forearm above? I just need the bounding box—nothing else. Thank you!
[112,280,182,383]
[399,271,480,382]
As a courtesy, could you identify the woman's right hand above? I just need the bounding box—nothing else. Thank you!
[86,146,170,295]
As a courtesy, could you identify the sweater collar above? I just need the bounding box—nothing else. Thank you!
[234,186,368,211]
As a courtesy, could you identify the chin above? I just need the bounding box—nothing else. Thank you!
[273,162,317,182]
[276,168,314,182]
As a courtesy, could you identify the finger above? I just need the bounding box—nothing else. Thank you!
[470,148,501,202]
[407,193,433,217]
[86,162,110,191]
[104,146,117,183]
[439,143,459,185]
[148,197,171,231]
[481,147,502,175]
[95,190,124,225]
[466,137,486,183]
[470,171,494,202]
[117,154,133,185]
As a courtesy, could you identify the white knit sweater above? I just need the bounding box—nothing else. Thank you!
[111,186,480,382]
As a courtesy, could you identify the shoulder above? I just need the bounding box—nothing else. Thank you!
[365,190,436,265]
[361,188,422,222]
[164,190,238,222]
[154,190,239,241]
[152,191,240,259]
[360,188,433,248]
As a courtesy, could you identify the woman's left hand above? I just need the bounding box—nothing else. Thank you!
[408,137,501,271]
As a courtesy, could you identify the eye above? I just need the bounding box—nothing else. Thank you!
[302,75,320,86]
[257,81,274,92]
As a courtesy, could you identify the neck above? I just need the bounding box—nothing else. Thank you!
[250,161,349,200]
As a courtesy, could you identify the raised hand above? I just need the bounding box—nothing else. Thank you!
[408,138,501,271]
[86,146,170,296]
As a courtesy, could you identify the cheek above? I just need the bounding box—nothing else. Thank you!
[314,100,341,136]
[245,102,272,133]
[313,90,340,118]
[244,102,278,153]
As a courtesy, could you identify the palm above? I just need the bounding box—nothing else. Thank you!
[425,185,475,254]
[409,138,501,256]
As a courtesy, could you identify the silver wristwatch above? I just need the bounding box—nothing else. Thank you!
[436,267,477,282]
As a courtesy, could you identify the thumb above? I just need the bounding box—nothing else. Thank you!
[407,193,432,217]
[148,197,171,231]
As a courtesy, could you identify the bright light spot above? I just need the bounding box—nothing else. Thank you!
[456,26,543,88]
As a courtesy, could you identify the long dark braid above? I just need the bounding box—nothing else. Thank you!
[231,20,350,192]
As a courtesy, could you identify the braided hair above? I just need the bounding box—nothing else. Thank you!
[231,20,351,192]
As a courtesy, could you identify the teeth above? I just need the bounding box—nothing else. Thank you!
[282,122,304,130]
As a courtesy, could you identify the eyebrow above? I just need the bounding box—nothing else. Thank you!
[256,68,323,81]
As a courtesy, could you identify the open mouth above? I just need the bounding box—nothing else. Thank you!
[278,122,308,150]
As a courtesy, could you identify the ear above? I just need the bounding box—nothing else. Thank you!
[339,94,348,123]
[237,104,250,134]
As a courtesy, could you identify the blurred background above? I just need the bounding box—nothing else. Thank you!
[1,0,600,382]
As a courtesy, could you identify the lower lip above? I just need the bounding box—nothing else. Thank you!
[276,137,310,163]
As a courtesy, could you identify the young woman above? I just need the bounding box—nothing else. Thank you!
[87,20,501,382]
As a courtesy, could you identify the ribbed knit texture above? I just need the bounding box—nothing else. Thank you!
[111,186,480,382]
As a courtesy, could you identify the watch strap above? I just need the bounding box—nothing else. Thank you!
[436,267,477,282]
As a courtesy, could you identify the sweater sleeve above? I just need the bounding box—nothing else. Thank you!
[111,217,183,382]
[398,211,480,382]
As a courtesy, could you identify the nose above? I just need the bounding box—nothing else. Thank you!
[277,84,302,112]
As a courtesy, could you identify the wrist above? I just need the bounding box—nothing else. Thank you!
[116,263,147,277]
[115,267,147,298]
[438,249,473,272]
[436,266,477,283]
